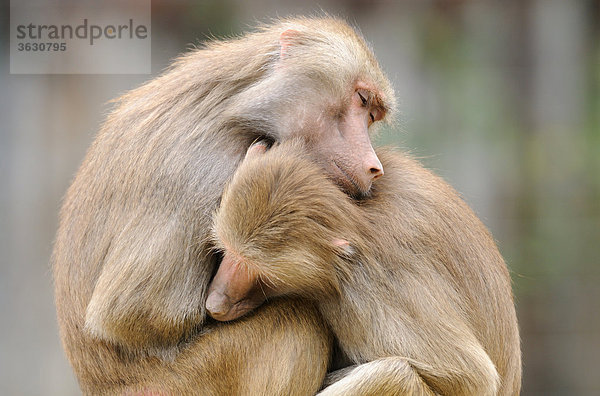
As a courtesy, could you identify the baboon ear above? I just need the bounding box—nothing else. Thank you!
[279,29,301,58]
[332,238,355,257]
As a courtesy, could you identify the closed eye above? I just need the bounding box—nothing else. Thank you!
[357,91,368,106]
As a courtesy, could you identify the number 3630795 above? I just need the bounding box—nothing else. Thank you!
[17,42,66,51]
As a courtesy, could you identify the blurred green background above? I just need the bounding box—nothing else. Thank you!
[1,1,599,395]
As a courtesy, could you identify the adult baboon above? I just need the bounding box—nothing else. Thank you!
[52,17,394,394]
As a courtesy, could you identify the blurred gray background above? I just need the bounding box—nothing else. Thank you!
[1,0,599,395]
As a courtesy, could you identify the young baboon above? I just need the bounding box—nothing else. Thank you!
[208,140,522,396]
[52,17,395,394]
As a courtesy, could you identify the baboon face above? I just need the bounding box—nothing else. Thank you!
[249,23,395,199]
[297,85,386,199]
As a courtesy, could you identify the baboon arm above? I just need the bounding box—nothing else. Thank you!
[319,352,499,396]
[318,357,438,396]
[84,214,212,349]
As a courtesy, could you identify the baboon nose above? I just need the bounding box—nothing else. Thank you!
[370,166,384,180]
[366,156,384,181]
[206,291,231,319]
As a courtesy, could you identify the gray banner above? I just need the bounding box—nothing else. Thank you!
[10,0,151,74]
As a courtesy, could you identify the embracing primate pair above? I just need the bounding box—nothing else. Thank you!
[53,17,521,395]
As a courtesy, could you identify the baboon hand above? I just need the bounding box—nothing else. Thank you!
[245,139,270,160]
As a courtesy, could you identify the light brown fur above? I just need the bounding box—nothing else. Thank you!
[211,140,522,395]
[53,17,394,394]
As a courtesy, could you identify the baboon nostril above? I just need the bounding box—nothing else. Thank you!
[370,167,384,180]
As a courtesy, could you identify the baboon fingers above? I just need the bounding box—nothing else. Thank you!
[245,139,270,160]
